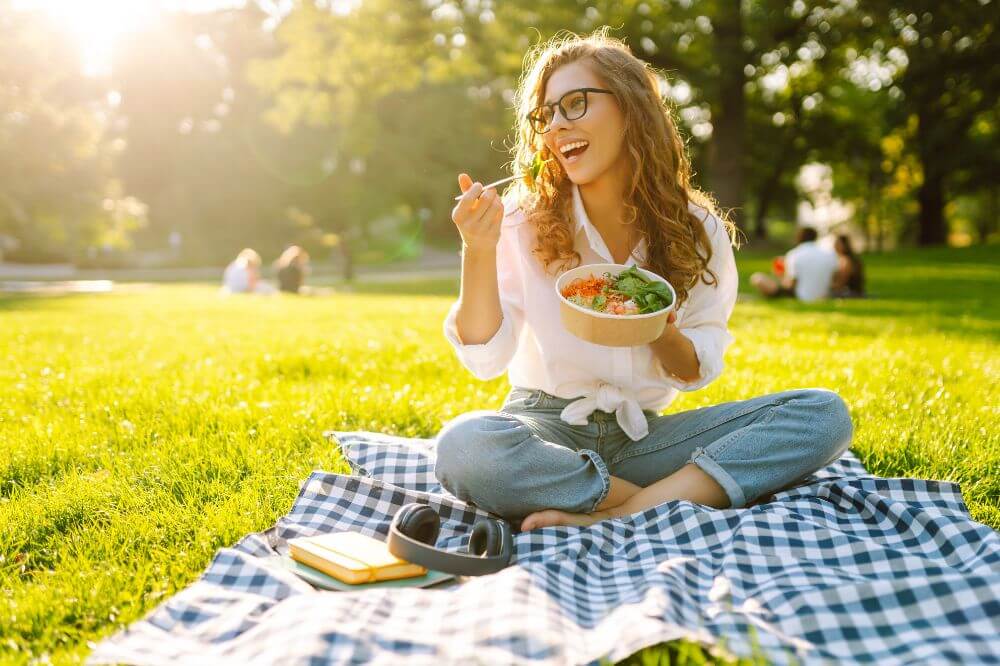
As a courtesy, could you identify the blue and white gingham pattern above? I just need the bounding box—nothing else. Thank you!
[89,430,1000,665]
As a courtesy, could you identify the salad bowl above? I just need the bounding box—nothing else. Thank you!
[555,263,676,347]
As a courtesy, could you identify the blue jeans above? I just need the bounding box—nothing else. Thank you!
[434,387,853,520]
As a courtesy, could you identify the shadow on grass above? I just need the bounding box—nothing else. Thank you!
[740,292,999,343]
[0,293,78,312]
[333,278,460,297]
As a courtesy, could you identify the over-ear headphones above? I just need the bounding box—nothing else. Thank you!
[386,503,514,576]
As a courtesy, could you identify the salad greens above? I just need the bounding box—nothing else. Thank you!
[523,152,552,191]
[608,266,674,314]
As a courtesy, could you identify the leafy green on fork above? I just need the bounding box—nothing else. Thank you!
[524,151,552,190]
[452,152,555,201]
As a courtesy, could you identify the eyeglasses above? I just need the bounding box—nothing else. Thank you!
[526,87,614,134]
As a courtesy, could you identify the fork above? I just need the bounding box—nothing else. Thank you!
[452,173,523,201]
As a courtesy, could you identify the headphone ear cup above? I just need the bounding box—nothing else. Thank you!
[468,519,504,557]
[396,504,441,546]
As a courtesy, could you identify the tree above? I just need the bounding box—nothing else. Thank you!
[0,3,140,261]
[858,2,1000,245]
[248,0,441,278]
[111,5,293,265]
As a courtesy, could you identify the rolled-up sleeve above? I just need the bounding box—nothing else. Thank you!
[442,215,525,380]
[656,211,738,392]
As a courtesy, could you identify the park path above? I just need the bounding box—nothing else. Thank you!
[0,247,461,290]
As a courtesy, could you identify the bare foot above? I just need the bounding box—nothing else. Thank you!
[520,508,612,531]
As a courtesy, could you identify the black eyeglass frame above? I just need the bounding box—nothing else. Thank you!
[527,87,615,134]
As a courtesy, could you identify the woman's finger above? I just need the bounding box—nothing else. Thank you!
[487,194,504,225]
[468,188,498,226]
[491,196,505,224]
[470,195,503,234]
[458,173,473,194]
[466,190,490,225]
[453,182,484,219]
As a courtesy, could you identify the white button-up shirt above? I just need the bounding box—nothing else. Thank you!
[443,184,738,441]
[785,241,838,302]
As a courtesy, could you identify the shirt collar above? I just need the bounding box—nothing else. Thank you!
[571,184,647,266]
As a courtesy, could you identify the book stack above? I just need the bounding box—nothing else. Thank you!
[285,531,456,590]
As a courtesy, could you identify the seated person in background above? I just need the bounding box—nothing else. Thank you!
[830,234,865,298]
[750,227,838,302]
[222,248,273,294]
[275,245,310,294]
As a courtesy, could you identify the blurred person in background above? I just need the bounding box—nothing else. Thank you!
[275,245,310,294]
[750,227,838,302]
[830,234,865,298]
[222,248,273,294]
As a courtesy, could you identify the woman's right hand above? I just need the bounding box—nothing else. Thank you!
[451,173,503,252]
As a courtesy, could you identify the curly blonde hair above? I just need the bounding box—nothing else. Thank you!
[504,29,738,307]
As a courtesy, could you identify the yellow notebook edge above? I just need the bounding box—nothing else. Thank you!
[288,535,427,584]
[289,541,373,584]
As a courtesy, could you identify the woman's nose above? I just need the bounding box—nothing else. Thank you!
[549,106,573,131]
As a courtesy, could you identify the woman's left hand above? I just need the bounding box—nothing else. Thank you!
[656,310,678,338]
[652,311,678,342]
[650,309,701,382]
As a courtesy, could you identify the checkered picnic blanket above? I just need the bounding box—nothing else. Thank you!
[90,430,1000,665]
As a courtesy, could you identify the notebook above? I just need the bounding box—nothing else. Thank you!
[275,555,458,591]
[287,531,426,585]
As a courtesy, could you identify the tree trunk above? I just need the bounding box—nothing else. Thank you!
[341,235,354,282]
[862,163,878,251]
[872,179,884,252]
[707,2,745,231]
[752,202,767,241]
[751,117,799,241]
[913,81,948,246]
[916,169,946,246]
[752,172,778,241]
[978,186,997,243]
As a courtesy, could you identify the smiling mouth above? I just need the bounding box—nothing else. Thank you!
[559,141,590,162]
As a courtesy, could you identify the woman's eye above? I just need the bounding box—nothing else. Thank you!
[568,96,586,110]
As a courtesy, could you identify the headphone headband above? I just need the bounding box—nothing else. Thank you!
[387,508,514,577]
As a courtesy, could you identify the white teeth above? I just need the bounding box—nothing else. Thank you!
[559,140,589,155]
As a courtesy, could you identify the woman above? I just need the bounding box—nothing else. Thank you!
[831,234,865,298]
[275,245,310,294]
[437,30,852,532]
[222,248,263,294]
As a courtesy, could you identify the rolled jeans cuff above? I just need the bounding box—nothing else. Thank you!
[579,448,611,513]
[690,446,747,509]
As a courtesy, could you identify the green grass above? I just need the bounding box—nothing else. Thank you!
[1,245,997,664]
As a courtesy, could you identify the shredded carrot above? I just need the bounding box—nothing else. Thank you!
[562,275,609,299]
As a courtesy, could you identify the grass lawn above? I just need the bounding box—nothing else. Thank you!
[1,245,997,664]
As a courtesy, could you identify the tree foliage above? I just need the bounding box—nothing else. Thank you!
[0,4,142,261]
[1,0,996,264]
